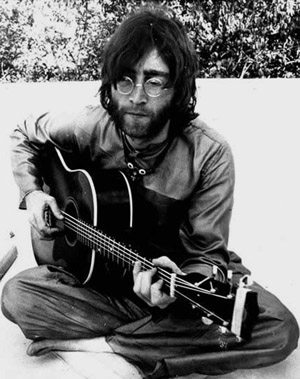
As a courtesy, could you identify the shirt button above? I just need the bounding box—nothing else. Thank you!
[138,169,146,175]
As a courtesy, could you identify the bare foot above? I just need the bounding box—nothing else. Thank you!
[27,340,55,356]
[27,337,113,357]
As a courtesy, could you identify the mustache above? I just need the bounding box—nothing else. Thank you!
[120,107,149,115]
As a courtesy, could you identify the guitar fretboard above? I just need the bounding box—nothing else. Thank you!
[61,210,231,326]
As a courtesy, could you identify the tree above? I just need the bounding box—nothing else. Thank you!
[0,0,299,81]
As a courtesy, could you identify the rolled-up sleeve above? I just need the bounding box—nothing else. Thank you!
[11,113,52,201]
[10,110,84,203]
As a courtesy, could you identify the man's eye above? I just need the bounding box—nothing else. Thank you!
[147,78,164,87]
[119,76,132,84]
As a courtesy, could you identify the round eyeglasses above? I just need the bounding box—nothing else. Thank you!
[116,76,170,98]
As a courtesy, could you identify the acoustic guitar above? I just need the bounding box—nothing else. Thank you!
[32,146,259,340]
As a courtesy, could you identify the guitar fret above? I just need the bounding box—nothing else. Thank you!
[62,212,251,339]
[119,247,124,267]
[109,243,114,262]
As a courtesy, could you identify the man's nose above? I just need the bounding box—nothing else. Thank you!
[129,84,147,104]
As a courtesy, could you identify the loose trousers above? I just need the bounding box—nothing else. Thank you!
[1,265,299,378]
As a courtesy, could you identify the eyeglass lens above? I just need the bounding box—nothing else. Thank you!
[117,77,164,97]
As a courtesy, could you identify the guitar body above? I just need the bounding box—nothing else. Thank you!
[31,146,259,339]
[32,147,132,283]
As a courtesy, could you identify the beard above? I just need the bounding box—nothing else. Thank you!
[109,98,172,140]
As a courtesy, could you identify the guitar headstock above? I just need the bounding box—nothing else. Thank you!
[173,271,259,340]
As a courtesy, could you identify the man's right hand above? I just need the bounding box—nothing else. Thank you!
[25,190,63,238]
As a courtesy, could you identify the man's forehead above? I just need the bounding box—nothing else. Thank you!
[131,48,170,76]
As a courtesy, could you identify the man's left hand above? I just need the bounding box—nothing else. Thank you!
[133,256,185,309]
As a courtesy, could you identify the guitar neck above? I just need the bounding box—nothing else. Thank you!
[61,210,259,339]
[62,210,183,300]
[62,210,156,273]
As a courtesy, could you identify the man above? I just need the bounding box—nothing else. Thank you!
[1,6,299,379]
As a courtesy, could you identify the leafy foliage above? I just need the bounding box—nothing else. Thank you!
[0,0,299,82]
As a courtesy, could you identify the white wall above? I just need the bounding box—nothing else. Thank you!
[196,79,300,314]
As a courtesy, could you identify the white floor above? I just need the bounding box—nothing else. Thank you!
[0,214,299,379]
[0,79,299,378]
[0,219,143,379]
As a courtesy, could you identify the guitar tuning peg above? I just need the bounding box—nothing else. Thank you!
[239,274,253,288]
[227,270,233,299]
[212,265,218,279]
[227,270,233,281]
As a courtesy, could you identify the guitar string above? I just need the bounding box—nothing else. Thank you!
[61,212,230,298]
[61,214,230,298]
[61,213,230,323]
[64,218,201,294]
[61,212,206,290]
[62,212,172,276]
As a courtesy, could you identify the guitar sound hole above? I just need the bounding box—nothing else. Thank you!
[64,198,79,247]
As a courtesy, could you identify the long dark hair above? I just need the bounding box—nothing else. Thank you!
[100,6,199,129]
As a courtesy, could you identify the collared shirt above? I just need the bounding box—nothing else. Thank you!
[10,104,235,278]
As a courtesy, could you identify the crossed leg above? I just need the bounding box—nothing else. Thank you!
[27,336,112,356]
[1,264,299,378]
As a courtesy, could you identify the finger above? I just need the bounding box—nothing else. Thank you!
[42,225,61,238]
[156,295,176,309]
[48,198,64,220]
[133,276,153,307]
[40,202,62,237]
[139,268,157,298]
[151,279,176,309]
[133,266,157,306]
[151,278,164,293]
[133,267,156,296]
[133,268,142,294]
[29,212,56,239]
[35,205,49,230]
[152,256,185,275]
[28,211,47,235]
[133,261,142,282]
[36,211,54,237]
